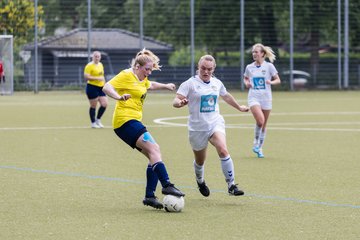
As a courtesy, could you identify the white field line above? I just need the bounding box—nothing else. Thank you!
[222,111,360,117]
[0,126,94,131]
[154,112,360,124]
[1,164,360,209]
[153,112,360,132]
[2,124,358,132]
[1,112,360,132]
[226,122,360,127]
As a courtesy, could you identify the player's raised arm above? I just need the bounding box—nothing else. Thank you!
[149,81,176,91]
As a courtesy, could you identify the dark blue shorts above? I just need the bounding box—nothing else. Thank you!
[86,83,106,100]
[114,120,147,150]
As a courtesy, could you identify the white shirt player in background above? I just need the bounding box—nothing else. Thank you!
[243,43,281,158]
[173,55,249,197]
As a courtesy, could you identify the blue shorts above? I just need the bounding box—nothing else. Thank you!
[114,120,147,150]
[86,83,106,100]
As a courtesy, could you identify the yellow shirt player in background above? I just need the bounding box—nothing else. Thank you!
[102,48,185,210]
[84,51,108,128]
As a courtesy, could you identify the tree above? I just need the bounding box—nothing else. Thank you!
[40,0,128,36]
[349,1,360,47]
[257,1,278,55]
[290,0,337,83]
[195,0,240,53]
[0,0,44,45]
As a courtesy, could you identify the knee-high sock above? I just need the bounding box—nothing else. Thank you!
[194,160,204,184]
[152,161,170,188]
[254,124,261,145]
[96,106,106,120]
[259,129,266,149]
[145,164,158,198]
[220,155,235,186]
[89,107,96,123]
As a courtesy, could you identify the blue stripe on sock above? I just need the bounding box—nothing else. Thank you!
[220,157,230,161]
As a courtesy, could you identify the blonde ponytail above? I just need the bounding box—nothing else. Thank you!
[131,48,162,70]
[253,43,276,63]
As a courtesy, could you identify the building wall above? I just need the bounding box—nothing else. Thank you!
[24,49,172,88]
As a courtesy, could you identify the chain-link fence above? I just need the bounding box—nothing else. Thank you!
[0,35,13,94]
[1,0,360,91]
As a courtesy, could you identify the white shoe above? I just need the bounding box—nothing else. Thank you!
[95,119,104,128]
[91,122,100,128]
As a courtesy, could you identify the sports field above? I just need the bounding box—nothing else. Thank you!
[1,90,359,240]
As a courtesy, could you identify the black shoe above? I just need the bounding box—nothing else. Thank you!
[197,181,210,197]
[162,183,185,197]
[142,196,164,209]
[228,184,244,196]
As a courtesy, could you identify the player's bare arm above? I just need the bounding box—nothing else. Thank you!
[149,81,176,91]
[222,93,249,112]
[173,94,188,108]
[102,82,131,101]
[244,76,252,88]
[84,73,105,82]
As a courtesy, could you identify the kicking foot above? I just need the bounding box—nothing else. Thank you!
[197,181,210,197]
[228,184,245,196]
[142,196,163,209]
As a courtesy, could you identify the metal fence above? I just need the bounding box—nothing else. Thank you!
[2,0,360,92]
[0,35,13,94]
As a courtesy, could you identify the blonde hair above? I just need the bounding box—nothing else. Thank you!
[131,48,161,71]
[198,54,216,68]
[92,51,101,56]
[253,43,276,63]
[91,51,101,60]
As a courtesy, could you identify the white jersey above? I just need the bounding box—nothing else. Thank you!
[177,75,227,131]
[244,61,278,101]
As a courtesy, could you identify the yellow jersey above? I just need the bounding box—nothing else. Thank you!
[84,62,105,87]
[108,69,151,129]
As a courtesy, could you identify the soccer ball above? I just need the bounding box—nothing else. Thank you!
[163,195,185,212]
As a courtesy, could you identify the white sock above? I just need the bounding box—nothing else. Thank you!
[259,129,266,149]
[254,125,261,146]
[220,155,235,187]
[193,160,204,184]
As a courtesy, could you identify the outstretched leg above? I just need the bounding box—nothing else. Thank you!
[137,132,185,197]
[210,132,244,196]
[142,164,163,209]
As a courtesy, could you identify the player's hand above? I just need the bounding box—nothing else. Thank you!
[244,81,252,89]
[120,94,131,101]
[240,105,249,112]
[166,83,176,91]
[179,98,189,106]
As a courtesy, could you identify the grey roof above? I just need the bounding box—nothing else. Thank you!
[24,28,172,50]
